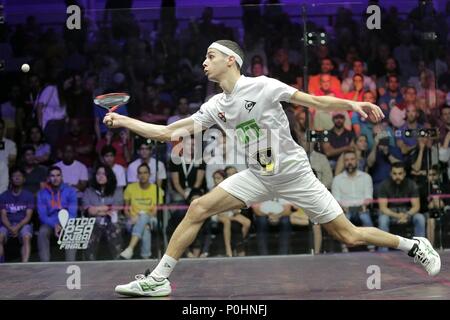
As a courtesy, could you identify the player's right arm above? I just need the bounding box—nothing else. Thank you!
[102,114,202,142]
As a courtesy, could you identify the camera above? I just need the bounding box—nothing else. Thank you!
[395,128,438,138]
[307,130,329,142]
[429,208,442,219]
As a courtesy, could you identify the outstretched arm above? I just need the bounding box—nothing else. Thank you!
[102,114,199,142]
[290,90,384,123]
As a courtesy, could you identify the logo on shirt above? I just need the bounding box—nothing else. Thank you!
[218,112,226,123]
[236,119,261,144]
[244,100,256,113]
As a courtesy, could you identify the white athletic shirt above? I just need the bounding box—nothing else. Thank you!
[191,75,308,179]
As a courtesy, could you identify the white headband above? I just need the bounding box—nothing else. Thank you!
[208,42,243,68]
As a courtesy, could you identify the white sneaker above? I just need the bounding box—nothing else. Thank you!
[115,271,171,297]
[119,247,133,260]
[408,237,441,276]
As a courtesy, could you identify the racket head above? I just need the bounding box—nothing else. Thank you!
[58,209,69,228]
[94,92,130,110]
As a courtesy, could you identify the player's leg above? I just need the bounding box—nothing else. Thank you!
[115,187,244,297]
[164,187,245,259]
[277,169,440,276]
[115,169,270,297]
[322,213,440,275]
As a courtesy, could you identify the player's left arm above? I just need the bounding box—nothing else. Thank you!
[289,90,384,123]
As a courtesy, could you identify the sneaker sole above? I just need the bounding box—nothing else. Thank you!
[115,286,171,297]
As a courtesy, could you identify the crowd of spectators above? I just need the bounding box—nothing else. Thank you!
[1,0,450,262]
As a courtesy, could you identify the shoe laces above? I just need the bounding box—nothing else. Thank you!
[134,269,151,281]
[413,245,431,269]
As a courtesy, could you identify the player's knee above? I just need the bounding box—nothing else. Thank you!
[186,199,209,223]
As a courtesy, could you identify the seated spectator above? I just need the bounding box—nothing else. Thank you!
[308,57,341,94]
[253,198,293,255]
[119,163,164,260]
[37,166,77,261]
[204,133,247,191]
[271,48,302,89]
[82,165,123,260]
[368,130,403,193]
[290,205,323,254]
[0,168,34,262]
[101,145,127,189]
[334,135,369,175]
[0,161,7,194]
[127,140,167,187]
[25,125,51,166]
[423,166,449,247]
[35,79,68,156]
[332,151,374,252]
[56,118,95,168]
[169,138,205,202]
[211,170,250,257]
[389,86,417,129]
[438,105,450,146]
[341,59,377,96]
[344,74,365,102]
[96,128,132,168]
[167,97,191,125]
[439,124,450,180]
[303,143,333,190]
[55,144,88,200]
[0,118,17,168]
[321,112,355,169]
[21,146,47,195]
[377,162,426,251]
[313,100,352,132]
[352,91,382,147]
[377,75,404,119]
[396,105,424,156]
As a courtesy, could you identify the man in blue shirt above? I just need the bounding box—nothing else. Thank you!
[37,166,78,261]
[0,167,34,262]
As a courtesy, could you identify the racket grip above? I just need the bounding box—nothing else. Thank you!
[109,105,119,113]
[106,120,113,127]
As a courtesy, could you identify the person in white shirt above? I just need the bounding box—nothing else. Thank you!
[127,140,166,188]
[101,145,127,189]
[253,198,293,255]
[332,150,374,252]
[0,118,17,168]
[54,144,88,199]
[107,39,440,297]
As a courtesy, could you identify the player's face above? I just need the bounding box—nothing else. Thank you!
[203,49,229,82]
[49,170,63,187]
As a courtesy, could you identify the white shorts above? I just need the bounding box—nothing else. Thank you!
[218,168,342,224]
